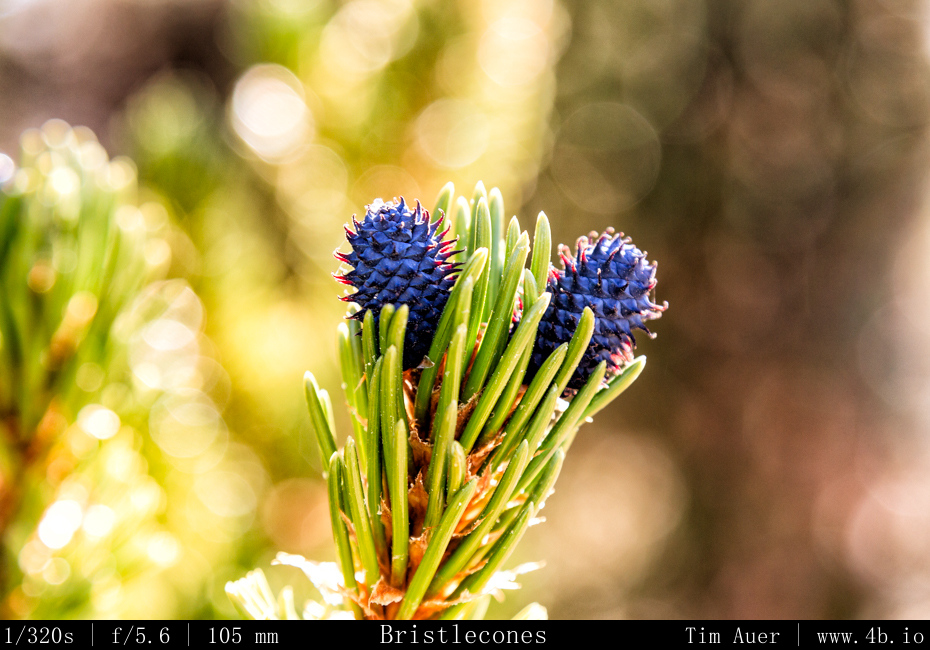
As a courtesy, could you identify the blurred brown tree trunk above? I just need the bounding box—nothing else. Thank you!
[527,0,930,618]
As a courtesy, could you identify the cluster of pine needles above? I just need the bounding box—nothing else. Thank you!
[227,182,654,620]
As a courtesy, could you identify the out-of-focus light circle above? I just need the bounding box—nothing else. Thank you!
[140,201,170,232]
[115,205,145,232]
[353,166,421,210]
[77,141,108,171]
[18,540,50,575]
[131,479,163,513]
[319,0,417,75]
[130,76,203,157]
[104,159,136,192]
[150,393,224,459]
[144,239,172,270]
[42,119,72,148]
[26,260,55,294]
[0,154,15,184]
[481,0,554,24]
[127,282,205,392]
[48,166,79,195]
[147,532,180,566]
[479,17,549,87]
[77,405,120,440]
[195,471,257,518]
[231,65,312,162]
[42,558,71,585]
[415,99,490,169]
[82,504,116,537]
[37,500,83,550]
[277,145,348,216]
[141,318,197,352]
[21,577,47,599]
[261,478,329,550]
[552,102,661,213]
[65,292,98,329]
[104,445,139,481]
[262,0,324,17]
[52,247,77,275]
[91,579,123,613]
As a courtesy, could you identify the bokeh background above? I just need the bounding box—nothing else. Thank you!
[2,0,930,619]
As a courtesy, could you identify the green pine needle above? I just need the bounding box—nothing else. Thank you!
[395,479,478,621]
[459,291,550,452]
[554,306,595,394]
[462,231,530,400]
[390,420,410,587]
[413,250,485,426]
[584,356,646,419]
[433,182,454,223]
[327,457,357,606]
[304,371,338,467]
[428,440,530,596]
[343,439,381,588]
[453,197,471,259]
[366,357,387,556]
[530,211,552,289]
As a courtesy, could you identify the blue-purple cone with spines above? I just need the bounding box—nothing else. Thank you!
[529,228,666,392]
[335,198,460,370]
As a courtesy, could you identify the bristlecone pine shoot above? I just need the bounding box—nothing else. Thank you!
[226,182,666,620]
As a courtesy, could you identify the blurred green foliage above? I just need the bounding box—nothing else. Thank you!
[0,122,264,619]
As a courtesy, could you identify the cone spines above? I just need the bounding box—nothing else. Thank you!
[335,198,460,370]
[531,228,665,391]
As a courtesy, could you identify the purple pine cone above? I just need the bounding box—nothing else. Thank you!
[335,198,460,370]
[530,228,666,392]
